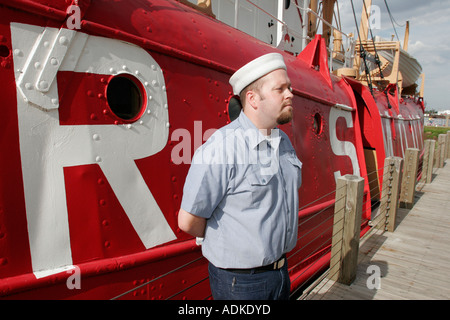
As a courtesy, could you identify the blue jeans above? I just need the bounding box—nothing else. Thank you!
[208,262,291,300]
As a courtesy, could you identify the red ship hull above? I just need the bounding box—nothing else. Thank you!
[0,0,424,299]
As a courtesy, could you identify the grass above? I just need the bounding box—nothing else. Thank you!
[424,126,450,141]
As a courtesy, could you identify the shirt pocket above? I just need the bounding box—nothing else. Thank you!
[245,171,276,209]
[285,154,302,188]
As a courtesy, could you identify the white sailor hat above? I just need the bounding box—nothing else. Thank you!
[229,52,287,96]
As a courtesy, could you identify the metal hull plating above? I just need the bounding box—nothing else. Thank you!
[0,0,424,299]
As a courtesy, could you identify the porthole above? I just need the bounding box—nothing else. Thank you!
[106,74,145,122]
[285,0,291,9]
[313,112,323,135]
[0,45,10,58]
[227,96,242,122]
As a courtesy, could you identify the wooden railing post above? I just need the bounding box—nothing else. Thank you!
[421,139,436,184]
[329,174,365,285]
[378,157,403,232]
[435,136,441,168]
[447,131,450,159]
[399,148,419,209]
[438,134,447,168]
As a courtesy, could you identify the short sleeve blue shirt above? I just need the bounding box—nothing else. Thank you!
[181,111,302,269]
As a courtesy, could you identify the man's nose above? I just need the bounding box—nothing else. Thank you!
[286,89,293,99]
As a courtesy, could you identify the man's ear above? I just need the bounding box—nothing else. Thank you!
[246,90,259,110]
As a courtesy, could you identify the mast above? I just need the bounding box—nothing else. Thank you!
[322,0,336,48]
[307,0,318,42]
[358,0,372,42]
[403,21,410,51]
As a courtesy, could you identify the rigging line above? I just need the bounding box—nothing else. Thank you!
[350,0,374,95]
[361,169,383,187]
[361,216,386,239]
[245,0,285,26]
[297,203,335,230]
[296,210,338,243]
[360,225,383,242]
[298,197,341,229]
[244,0,308,41]
[384,0,405,30]
[362,194,378,210]
[291,253,334,299]
[203,293,212,300]
[366,181,381,196]
[110,255,205,300]
[289,240,334,278]
[289,241,333,286]
[362,163,385,180]
[298,184,344,212]
[316,2,323,35]
[303,269,331,299]
[335,0,342,31]
[293,3,350,38]
[165,275,209,300]
[293,0,304,27]
[295,267,330,299]
[364,0,393,109]
[362,0,383,78]
[291,221,336,261]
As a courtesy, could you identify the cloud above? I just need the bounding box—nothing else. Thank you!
[408,40,426,52]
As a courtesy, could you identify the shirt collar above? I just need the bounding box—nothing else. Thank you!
[237,111,282,151]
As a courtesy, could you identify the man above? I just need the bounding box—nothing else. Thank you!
[178,52,302,300]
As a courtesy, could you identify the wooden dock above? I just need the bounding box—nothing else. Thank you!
[305,160,450,300]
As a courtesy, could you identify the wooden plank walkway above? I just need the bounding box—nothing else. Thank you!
[305,160,450,300]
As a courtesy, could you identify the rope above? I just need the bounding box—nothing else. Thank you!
[383,0,404,41]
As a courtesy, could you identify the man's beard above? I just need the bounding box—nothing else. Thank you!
[277,105,293,125]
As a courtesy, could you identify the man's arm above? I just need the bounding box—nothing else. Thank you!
[178,208,206,238]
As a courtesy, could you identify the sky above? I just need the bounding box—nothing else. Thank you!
[337,0,450,111]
